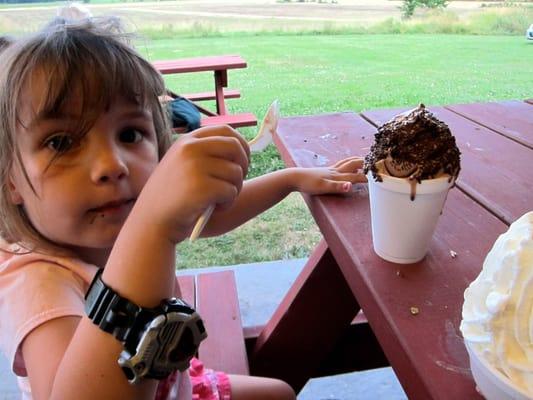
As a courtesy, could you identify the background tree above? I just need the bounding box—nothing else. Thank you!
[401,0,449,19]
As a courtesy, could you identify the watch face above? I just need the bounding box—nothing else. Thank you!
[119,308,207,384]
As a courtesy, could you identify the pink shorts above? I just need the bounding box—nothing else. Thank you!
[189,357,231,400]
[155,357,231,400]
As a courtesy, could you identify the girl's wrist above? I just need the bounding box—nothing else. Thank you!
[281,167,304,193]
[127,197,189,246]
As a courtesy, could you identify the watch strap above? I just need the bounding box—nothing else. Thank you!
[85,269,154,344]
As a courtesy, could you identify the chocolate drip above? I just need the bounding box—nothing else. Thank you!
[409,179,417,201]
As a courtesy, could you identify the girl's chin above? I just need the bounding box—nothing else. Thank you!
[69,245,113,267]
[63,233,118,254]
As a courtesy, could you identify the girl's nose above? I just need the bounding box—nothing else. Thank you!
[90,144,129,184]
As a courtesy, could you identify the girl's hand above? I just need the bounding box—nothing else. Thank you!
[292,156,367,195]
[134,125,250,242]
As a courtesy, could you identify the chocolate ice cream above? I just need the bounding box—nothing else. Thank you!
[364,104,461,199]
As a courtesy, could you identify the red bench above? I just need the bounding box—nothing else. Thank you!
[153,55,257,130]
[176,270,249,375]
[200,113,258,129]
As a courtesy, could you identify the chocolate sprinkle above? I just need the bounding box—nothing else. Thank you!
[363,104,461,183]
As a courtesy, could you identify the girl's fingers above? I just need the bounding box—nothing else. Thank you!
[321,179,354,194]
[334,160,365,173]
[205,158,245,193]
[329,172,368,183]
[207,177,240,204]
[196,136,250,177]
[192,125,250,161]
[332,156,364,169]
[314,174,367,195]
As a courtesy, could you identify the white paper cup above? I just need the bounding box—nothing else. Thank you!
[367,172,453,264]
[465,342,531,400]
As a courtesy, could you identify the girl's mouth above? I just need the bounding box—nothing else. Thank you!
[90,198,135,214]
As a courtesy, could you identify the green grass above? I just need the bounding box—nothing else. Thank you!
[135,33,532,269]
[141,34,531,121]
[176,194,321,268]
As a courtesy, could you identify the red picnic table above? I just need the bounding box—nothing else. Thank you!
[247,100,533,399]
[153,55,257,129]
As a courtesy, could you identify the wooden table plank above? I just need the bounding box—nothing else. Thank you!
[196,271,249,375]
[153,55,247,75]
[361,106,533,225]
[272,112,378,168]
[275,112,510,399]
[445,100,533,149]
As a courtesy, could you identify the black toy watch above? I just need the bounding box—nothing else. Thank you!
[85,270,207,384]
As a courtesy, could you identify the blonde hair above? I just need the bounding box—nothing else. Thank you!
[0,17,172,251]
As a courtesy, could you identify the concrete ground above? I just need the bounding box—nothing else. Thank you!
[0,258,407,399]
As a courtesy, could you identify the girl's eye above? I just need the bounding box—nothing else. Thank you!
[119,128,143,144]
[45,135,75,153]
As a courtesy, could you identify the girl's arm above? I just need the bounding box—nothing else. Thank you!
[202,157,366,237]
[22,126,249,399]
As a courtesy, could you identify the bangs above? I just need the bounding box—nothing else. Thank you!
[15,21,165,137]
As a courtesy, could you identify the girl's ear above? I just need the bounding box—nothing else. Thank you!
[6,175,23,205]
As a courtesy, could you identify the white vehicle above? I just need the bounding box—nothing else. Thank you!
[527,24,533,41]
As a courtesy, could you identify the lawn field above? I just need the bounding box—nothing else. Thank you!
[143,34,531,119]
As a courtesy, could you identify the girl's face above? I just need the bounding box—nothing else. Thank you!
[8,72,160,261]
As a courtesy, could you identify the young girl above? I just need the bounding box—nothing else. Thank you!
[0,17,366,400]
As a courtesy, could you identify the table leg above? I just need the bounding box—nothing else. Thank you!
[250,239,360,392]
[214,70,228,115]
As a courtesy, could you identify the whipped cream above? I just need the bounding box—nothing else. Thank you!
[460,211,533,395]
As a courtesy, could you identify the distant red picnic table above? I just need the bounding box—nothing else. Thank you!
[247,100,533,399]
[153,55,257,129]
